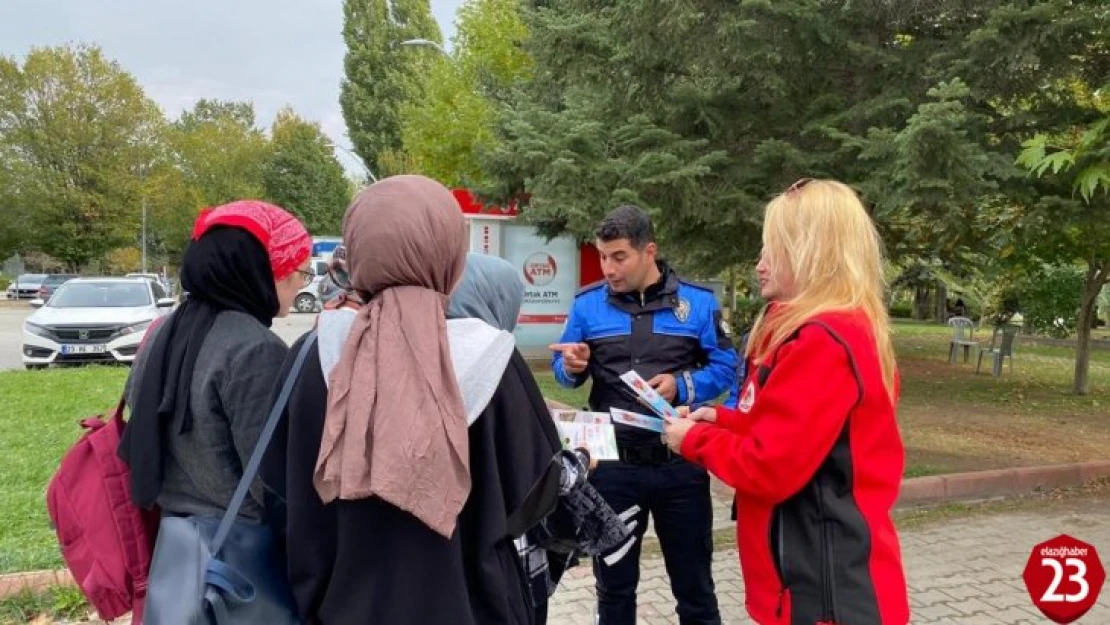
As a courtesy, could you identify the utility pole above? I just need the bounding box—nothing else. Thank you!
[141,195,148,273]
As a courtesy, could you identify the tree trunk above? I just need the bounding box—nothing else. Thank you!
[914,286,930,321]
[1074,260,1107,396]
[935,282,948,322]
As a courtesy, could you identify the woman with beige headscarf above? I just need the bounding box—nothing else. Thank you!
[261,175,568,624]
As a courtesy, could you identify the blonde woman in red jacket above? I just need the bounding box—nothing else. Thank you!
[664,179,909,625]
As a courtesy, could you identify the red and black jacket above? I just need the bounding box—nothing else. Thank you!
[680,309,909,625]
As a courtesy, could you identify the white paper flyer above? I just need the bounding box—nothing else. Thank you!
[553,421,619,460]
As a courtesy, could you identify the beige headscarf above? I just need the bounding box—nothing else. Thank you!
[313,175,470,538]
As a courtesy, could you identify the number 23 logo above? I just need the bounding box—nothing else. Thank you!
[1024,535,1105,624]
[1040,557,1089,603]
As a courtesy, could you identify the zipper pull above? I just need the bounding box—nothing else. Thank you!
[776,587,787,619]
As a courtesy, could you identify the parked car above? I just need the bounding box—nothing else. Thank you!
[22,277,175,369]
[294,275,326,313]
[291,259,336,313]
[36,274,78,301]
[125,273,175,297]
[6,274,47,299]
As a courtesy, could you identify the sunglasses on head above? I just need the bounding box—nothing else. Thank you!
[785,178,814,195]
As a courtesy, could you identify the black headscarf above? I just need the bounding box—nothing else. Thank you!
[119,226,281,509]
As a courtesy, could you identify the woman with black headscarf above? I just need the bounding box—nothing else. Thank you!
[120,200,312,521]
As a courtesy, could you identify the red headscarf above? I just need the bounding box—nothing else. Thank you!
[193,200,312,280]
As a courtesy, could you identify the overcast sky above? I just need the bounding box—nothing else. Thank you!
[0,0,466,176]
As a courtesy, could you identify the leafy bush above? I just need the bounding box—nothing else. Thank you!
[1017,265,1084,339]
[889,300,913,319]
[0,274,10,292]
[984,285,1022,326]
[729,296,766,338]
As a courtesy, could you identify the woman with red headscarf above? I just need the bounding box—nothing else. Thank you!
[120,200,312,520]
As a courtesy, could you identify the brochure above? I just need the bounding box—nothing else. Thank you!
[609,408,665,433]
[551,409,612,425]
[618,370,681,420]
[553,421,619,460]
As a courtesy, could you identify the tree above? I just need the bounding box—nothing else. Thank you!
[0,44,164,268]
[141,99,271,261]
[170,99,269,207]
[0,154,26,259]
[476,0,1109,393]
[966,1,1109,395]
[401,0,533,187]
[478,0,934,273]
[1020,115,1110,202]
[340,0,441,177]
[1016,110,1110,394]
[263,107,352,235]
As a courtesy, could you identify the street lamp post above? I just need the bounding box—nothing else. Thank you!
[399,38,449,57]
[329,141,378,183]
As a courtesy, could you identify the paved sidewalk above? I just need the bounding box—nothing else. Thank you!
[547,497,1110,624]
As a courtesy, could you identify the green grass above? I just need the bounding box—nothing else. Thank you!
[0,366,129,575]
[0,584,88,624]
[895,323,1107,409]
[889,319,1109,475]
[533,371,590,409]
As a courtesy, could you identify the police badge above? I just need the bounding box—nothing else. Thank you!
[674,297,691,323]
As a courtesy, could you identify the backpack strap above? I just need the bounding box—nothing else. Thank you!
[111,396,126,423]
[211,332,317,555]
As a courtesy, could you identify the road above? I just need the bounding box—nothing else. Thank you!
[0,302,318,371]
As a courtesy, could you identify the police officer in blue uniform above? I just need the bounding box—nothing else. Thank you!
[550,205,738,625]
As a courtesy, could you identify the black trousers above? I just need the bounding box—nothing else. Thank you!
[590,454,721,625]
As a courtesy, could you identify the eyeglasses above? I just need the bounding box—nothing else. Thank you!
[295,269,314,286]
[785,178,814,195]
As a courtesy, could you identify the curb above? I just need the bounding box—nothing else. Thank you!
[895,460,1110,507]
[0,568,74,599]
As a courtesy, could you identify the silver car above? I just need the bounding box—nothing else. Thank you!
[6,274,47,299]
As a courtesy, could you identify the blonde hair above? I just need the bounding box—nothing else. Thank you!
[747,179,897,398]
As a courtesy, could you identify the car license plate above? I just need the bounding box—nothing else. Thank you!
[60,344,107,355]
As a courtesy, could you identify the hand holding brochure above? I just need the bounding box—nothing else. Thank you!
[618,371,680,420]
[609,408,664,433]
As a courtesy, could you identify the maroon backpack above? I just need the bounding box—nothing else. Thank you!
[46,398,160,623]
